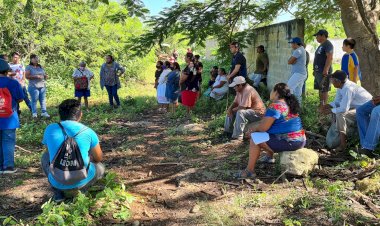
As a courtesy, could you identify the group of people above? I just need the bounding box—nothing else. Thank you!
[0,53,130,201]
[1,27,379,203]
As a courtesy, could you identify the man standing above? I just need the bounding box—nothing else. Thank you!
[249,45,269,88]
[227,42,247,81]
[313,29,334,107]
[287,37,307,104]
[9,52,32,114]
[224,76,265,141]
[356,96,380,158]
[320,70,372,152]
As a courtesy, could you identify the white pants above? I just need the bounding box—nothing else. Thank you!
[248,73,263,88]
[287,72,307,104]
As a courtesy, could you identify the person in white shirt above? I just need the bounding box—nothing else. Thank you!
[156,61,171,112]
[72,62,94,109]
[320,70,372,151]
[210,68,229,100]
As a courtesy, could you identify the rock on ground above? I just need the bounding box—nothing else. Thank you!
[176,123,205,134]
[279,148,319,176]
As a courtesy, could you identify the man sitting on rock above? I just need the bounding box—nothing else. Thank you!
[41,99,105,202]
[356,96,380,158]
[320,70,372,152]
[224,76,265,141]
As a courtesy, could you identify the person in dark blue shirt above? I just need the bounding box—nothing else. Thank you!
[227,42,247,81]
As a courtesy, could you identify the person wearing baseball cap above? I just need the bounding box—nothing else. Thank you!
[320,70,372,152]
[0,59,25,174]
[287,37,307,105]
[227,41,247,81]
[224,76,265,141]
[313,29,334,109]
[248,45,269,88]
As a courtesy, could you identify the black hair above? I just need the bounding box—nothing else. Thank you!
[164,61,171,68]
[12,52,21,57]
[230,41,239,49]
[106,54,114,62]
[273,83,301,115]
[186,52,194,61]
[219,68,226,74]
[0,54,8,60]
[29,54,42,67]
[58,99,82,121]
[212,66,218,70]
[172,62,180,71]
[194,55,200,60]
[343,38,356,49]
[157,61,164,66]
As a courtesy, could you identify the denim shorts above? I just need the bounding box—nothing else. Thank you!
[267,134,306,152]
[75,89,90,98]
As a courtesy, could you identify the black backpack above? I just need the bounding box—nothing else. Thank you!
[49,123,89,185]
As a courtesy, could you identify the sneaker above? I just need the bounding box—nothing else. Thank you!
[53,190,65,203]
[2,167,18,174]
[32,113,38,118]
[356,148,379,158]
[41,112,50,118]
[258,155,275,164]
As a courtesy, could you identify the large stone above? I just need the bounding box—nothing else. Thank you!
[279,148,319,176]
[176,123,205,134]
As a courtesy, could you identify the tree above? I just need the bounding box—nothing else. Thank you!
[132,0,380,94]
[336,0,380,95]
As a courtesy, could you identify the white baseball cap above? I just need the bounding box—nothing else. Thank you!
[229,76,246,87]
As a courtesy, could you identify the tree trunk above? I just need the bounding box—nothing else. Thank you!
[337,0,380,95]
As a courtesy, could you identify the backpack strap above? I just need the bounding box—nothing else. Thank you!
[58,122,88,138]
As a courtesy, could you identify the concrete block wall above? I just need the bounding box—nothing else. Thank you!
[244,19,305,90]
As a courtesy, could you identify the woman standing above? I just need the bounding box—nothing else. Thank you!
[156,61,171,112]
[165,62,181,113]
[100,55,125,108]
[180,53,201,114]
[72,62,94,109]
[236,83,306,179]
[25,54,50,118]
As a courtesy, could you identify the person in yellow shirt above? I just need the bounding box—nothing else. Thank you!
[341,38,361,83]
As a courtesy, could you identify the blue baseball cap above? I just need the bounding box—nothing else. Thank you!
[288,37,303,45]
[0,59,10,72]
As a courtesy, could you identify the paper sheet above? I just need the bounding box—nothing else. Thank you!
[251,132,270,144]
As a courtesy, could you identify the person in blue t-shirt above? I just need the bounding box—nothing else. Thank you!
[0,60,24,174]
[41,99,105,202]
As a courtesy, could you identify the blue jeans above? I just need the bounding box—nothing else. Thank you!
[105,85,120,106]
[356,101,380,150]
[28,86,47,114]
[17,86,32,113]
[0,129,16,170]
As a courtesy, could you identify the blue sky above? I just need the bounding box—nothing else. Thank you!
[142,0,175,16]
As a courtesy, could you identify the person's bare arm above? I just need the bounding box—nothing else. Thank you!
[212,81,227,89]
[323,52,333,76]
[25,70,42,80]
[353,66,359,83]
[90,144,103,163]
[179,72,188,84]
[288,56,297,65]
[227,64,241,80]
[247,117,275,133]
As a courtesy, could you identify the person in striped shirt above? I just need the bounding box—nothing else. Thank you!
[341,38,361,83]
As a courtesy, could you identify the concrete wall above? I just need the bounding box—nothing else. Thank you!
[244,19,305,90]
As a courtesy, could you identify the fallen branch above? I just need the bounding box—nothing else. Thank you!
[348,168,378,182]
[15,145,33,154]
[272,169,288,184]
[216,180,241,186]
[356,192,380,214]
[305,131,326,139]
[148,162,190,166]
[302,178,310,192]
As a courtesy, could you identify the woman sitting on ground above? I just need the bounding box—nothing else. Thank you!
[210,68,229,100]
[237,83,306,178]
[165,62,181,113]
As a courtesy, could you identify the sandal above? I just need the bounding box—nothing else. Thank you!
[234,169,256,179]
